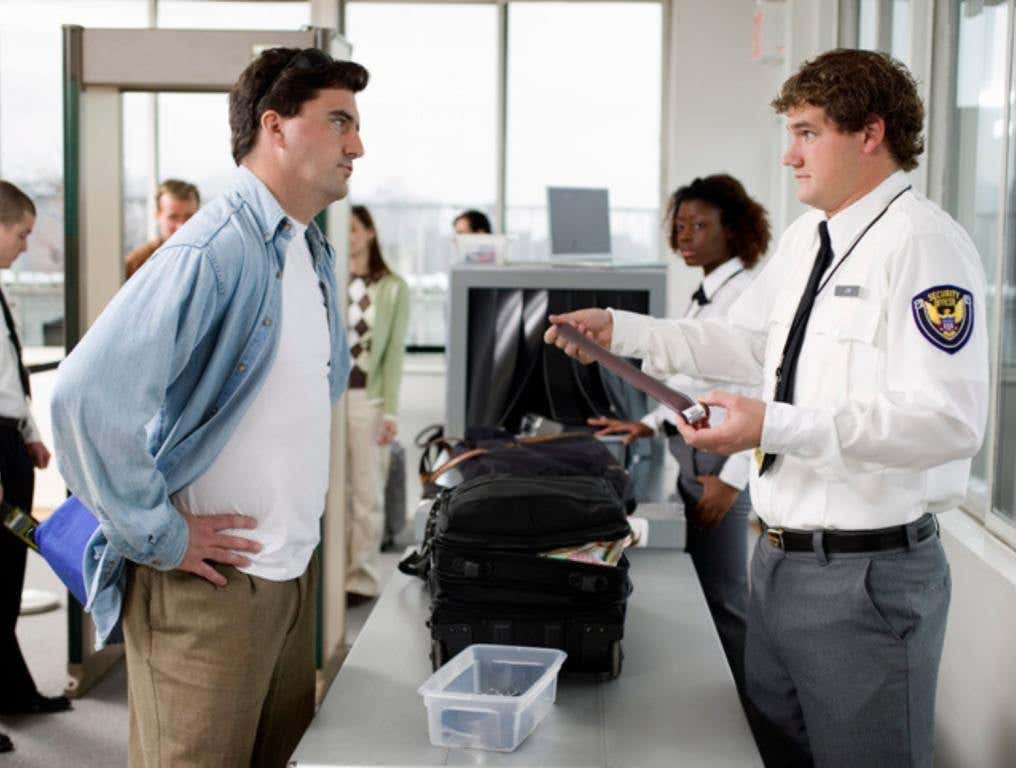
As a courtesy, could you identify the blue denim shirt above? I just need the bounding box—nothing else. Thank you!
[50,166,351,646]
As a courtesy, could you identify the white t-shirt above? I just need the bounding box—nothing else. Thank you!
[173,219,332,580]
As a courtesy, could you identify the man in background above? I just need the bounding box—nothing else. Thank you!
[124,178,200,279]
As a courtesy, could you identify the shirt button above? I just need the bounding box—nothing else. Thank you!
[276,270,282,279]
[263,317,273,327]
[237,363,247,373]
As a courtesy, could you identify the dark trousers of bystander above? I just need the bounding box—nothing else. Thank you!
[0,423,38,709]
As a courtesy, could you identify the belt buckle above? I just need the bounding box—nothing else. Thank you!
[766,527,785,549]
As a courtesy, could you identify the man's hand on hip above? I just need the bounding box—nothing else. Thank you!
[674,391,766,456]
[178,513,261,586]
[544,309,613,364]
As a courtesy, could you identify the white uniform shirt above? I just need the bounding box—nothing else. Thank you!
[611,171,989,530]
[173,219,332,580]
[0,296,40,444]
[639,257,756,490]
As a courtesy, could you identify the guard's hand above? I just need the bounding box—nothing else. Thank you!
[26,441,50,469]
[378,418,397,446]
[177,514,261,587]
[587,417,653,446]
[544,309,613,364]
[692,475,740,528]
[674,391,765,456]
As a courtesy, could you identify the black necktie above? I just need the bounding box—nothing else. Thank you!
[691,284,710,306]
[759,221,833,476]
[0,287,31,398]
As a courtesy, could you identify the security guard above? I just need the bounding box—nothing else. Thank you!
[547,49,988,767]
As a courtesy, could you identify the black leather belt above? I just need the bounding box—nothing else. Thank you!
[0,416,25,432]
[763,513,938,554]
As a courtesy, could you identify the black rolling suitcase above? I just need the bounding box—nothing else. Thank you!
[405,473,634,679]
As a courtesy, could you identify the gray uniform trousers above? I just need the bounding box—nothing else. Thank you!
[745,523,950,768]
[669,436,750,697]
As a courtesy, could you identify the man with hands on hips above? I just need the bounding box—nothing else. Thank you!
[547,49,988,767]
[52,48,368,766]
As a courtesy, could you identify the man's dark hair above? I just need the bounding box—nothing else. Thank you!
[229,47,369,164]
[666,174,771,269]
[771,48,924,172]
[454,210,492,234]
[0,181,36,226]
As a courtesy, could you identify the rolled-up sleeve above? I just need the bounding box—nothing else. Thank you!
[51,247,223,570]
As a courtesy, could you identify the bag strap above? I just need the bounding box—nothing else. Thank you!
[420,430,619,486]
[397,495,444,580]
[420,447,488,486]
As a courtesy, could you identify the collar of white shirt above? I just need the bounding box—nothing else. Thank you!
[824,169,910,258]
[700,256,744,301]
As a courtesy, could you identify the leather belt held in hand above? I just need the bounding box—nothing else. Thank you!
[553,322,709,425]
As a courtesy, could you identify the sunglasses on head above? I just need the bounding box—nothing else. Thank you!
[253,48,334,120]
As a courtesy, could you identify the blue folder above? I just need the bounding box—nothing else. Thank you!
[34,496,98,607]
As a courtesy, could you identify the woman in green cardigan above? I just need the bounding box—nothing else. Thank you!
[346,205,410,603]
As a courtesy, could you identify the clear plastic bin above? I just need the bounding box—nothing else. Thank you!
[417,644,567,752]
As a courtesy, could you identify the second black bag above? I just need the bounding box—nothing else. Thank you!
[419,474,634,679]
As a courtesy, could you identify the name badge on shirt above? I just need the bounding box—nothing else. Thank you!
[834,285,861,298]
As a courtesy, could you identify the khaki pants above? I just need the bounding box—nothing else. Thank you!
[124,558,317,768]
[345,388,387,597]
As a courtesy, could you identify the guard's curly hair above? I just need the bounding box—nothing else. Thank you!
[666,175,771,268]
[772,48,924,171]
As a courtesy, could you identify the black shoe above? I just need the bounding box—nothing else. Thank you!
[0,732,12,753]
[346,592,375,608]
[0,692,73,716]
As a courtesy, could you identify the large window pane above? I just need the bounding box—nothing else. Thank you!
[950,0,1009,504]
[0,1,148,354]
[858,0,879,50]
[346,3,498,346]
[891,0,912,66]
[994,11,1016,525]
[506,2,661,264]
[156,1,308,29]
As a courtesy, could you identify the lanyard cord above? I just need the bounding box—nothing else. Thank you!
[816,185,912,295]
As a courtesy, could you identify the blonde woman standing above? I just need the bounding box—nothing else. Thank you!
[346,205,410,604]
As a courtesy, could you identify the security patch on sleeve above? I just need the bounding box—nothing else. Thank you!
[912,285,974,354]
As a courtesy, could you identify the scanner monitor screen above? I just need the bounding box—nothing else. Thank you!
[547,186,611,259]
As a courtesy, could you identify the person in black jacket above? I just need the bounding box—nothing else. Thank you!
[0,181,70,755]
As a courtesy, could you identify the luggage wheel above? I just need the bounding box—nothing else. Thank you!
[610,640,623,678]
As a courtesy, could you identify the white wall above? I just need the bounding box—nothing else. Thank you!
[663,0,836,314]
[935,512,1016,768]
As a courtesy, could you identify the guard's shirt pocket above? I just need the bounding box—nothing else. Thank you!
[807,299,884,404]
